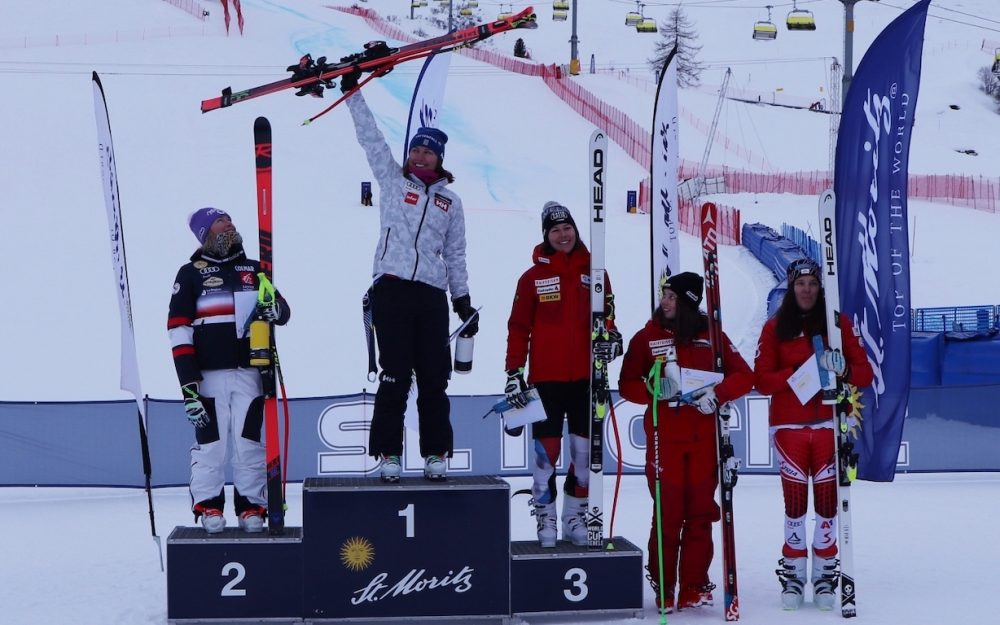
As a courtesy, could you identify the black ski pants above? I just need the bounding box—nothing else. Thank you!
[370,277,453,459]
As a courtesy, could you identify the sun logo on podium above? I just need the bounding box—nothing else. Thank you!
[340,536,374,571]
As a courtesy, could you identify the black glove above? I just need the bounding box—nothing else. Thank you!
[504,368,529,409]
[452,294,479,337]
[594,327,623,362]
[339,68,362,93]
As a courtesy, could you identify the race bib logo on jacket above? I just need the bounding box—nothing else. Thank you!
[649,338,674,357]
[404,191,419,205]
[433,194,451,212]
[240,272,254,286]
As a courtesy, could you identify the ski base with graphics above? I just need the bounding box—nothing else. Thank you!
[201,8,537,113]
[701,201,741,621]
[254,116,285,536]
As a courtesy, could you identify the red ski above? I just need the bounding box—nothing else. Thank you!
[701,202,740,620]
[201,7,536,113]
[253,116,285,535]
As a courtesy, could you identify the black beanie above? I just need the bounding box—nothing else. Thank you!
[541,201,577,240]
[662,271,704,308]
[786,258,822,286]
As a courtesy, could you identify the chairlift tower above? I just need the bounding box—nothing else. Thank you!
[694,68,732,199]
[838,0,879,106]
[570,0,580,74]
[829,57,842,173]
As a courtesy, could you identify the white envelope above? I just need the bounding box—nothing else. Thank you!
[503,397,547,429]
[679,367,724,395]
[788,357,822,405]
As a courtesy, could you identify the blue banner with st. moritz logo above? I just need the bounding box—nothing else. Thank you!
[834,0,929,481]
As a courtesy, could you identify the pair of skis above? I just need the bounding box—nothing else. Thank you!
[818,190,858,619]
[700,202,741,621]
[254,117,288,535]
[200,7,537,115]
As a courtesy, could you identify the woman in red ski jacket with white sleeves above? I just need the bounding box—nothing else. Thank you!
[618,272,753,613]
[754,258,873,611]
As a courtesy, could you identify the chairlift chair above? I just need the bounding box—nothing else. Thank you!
[636,18,657,33]
[753,6,778,41]
[460,7,472,16]
[498,4,513,20]
[553,10,568,22]
[625,1,643,26]
[786,2,816,31]
[411,0,421,7]
[467,0,477,5]
[553,1,570,9]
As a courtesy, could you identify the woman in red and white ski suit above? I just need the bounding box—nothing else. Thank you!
[504,201,621,548]
[754,258,873,610]
[618,272,753,613]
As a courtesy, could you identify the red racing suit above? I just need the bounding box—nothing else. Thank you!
[619,317,753,593]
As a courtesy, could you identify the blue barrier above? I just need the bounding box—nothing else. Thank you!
[3,387,999,487]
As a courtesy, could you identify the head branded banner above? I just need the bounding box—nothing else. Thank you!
[92,73,145,422]
[651,46,679,309]
[833,0,929,481]
[404,51,452,162]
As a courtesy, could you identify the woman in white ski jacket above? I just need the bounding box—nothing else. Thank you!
[344,84,478,482]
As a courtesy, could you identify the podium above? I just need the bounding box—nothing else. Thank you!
[302,475,510,621]
[511,538,643,617]
[167,475,644,623]
[166,527,303,623]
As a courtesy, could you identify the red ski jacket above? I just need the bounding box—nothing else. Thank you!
[504,243,614,383]
[754,313,874,427]
[619,318,754,444]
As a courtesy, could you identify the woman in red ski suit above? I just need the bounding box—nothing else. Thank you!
[754,258,874,610]
[504,201,621,548]
[618,272,753,613]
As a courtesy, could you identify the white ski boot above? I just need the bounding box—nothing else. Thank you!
[380,455,402,482]
[200,508,226,534]
[776,556,807,610]
[812,555,839,611]
[533,501,558,548]
[423,455,446,480]
[561,495,589,546]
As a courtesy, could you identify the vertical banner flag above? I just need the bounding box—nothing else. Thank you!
[833,0,929,481]
[233,0,245,35]
[220,0,231,34]
[92,73,145,421]
[650,46,680,309]
[404,51,452,161]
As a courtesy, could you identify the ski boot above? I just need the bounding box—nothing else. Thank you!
[532,501,557,548]
[423,455,446,480]
[561,495,588,546]
[645,567,675,614]
[199,507,225,534]
[812,555,840,611]
[380,455,402,482]
[677,582,716,610]
[776,556,807,610]
[238,505,266,533]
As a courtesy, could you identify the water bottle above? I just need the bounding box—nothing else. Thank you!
[454,335,474,374]
[249,318,272,367]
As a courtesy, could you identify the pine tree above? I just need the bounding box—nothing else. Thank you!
[514,37,527,59]
[649,6,704,88]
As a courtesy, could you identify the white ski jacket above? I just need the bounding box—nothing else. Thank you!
[346,93,469,300]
